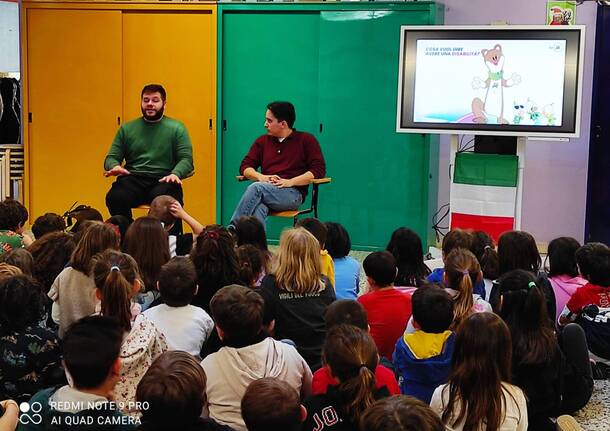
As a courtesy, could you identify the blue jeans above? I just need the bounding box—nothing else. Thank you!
[230,182,303,227]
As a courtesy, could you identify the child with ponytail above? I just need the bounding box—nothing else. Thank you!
[430,312,528,431]
[443,248,492,329]
[302,324,390,431]
[498,270,593,430]
[92,249,168,416]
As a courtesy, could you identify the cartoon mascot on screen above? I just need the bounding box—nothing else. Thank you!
[471,44,521,124]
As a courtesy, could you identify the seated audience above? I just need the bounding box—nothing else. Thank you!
[236,244,265,288]
[28,231,76,295]
[297,218,335,288]
[325,222,360,299]
[143,257,214,356]
[260,227,335,370]
[359,395,444,431]
[470,230,499,301]
[136,351,232,431]
[386,227,431,290]
[92,250,167,416]
[0,198,32,252]
[48,221,119,338]
[201,285,312,431]
[190,225,241,313]
[31,213,65,240]
[0,276,63,403]
[357,251,411,360]
[312,300,399,396]
[0,248,33,276]
[241,377,305,431]
[430,313,528,431]
[19,316,138,431]
[394,285,455,403]
[231,216,272,274]
[105,215,132,248]
[148,195,202,257]
[302,324,390,431]
[498,270,593,431]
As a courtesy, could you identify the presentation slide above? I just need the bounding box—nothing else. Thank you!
[412,39,566,126]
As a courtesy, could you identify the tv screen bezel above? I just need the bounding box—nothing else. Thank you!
[396,25,585,138]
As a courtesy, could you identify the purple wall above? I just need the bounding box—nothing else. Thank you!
[438,0,598,243]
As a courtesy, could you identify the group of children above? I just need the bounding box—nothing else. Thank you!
[0,194,609,431]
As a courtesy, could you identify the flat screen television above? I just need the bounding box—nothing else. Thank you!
[396,25,585,138]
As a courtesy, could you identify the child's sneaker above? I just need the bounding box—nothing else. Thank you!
[556,415,583,431]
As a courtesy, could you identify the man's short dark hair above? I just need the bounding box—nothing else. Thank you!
[142,84,167,101]
[32,212,66,239]
[363,251,396,287]
[267,101,296,128]
[412,284,454,333]
[0,198,28,231]
[241,377,302,431]
[324,300,368,330]
[158,256,197,307]
[296,218,327,248]
[63,316,123,389]
[575,242,610,287]
[325,222,351,259]
[210,285,264,345]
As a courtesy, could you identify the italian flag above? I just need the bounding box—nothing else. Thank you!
[450,152,518,241]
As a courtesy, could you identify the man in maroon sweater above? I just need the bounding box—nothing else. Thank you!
[230,101,326,227]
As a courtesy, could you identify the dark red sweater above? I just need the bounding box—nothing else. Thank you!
[239,131,326,180]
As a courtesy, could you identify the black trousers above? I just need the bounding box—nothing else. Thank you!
[106,174,183,234]
[559,323,594,414]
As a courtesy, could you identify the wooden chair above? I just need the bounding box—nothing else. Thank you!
[236,176,332,225]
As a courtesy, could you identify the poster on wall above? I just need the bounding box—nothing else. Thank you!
[547,1,576,25]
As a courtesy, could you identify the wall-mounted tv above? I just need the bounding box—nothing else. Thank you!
[396,25,585,138]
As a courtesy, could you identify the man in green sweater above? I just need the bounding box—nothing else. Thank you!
[104,84,193,222]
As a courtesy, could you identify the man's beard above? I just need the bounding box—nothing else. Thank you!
[141,106,165,122]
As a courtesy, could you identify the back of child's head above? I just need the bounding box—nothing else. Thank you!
[497,230,541,276]
[412,284,454,333]
[137,351,206,429]
[470,230,499,280]
[241,377,303,431]
[236,244,264,288]
[63,315,123,390]
[190,225,240,289]
[324,299,368,330]
[71,221,120,274]
[0,198,28,231]
[325,222,351,259]
[233,216,269,252]
[575,242,610,287]
[148,195,178,229]
[498,269,555,364]
[444,248,480,328]
[0,274,45,334]
[386,227,430,287]
[28,231,76,292]
[158,256,197,307]
[104,215,132,246]
[69,206,104,233]
[273,227,323,295]
[123,216,170,290]
[91,249,141,332]
[443,312,512,430]
[0,248,33,276]
[296,217,327,248]
[547,236,581,278]
[323,324,379,423]
[359,395,444,431]
[0,262,21,282]
[210,284,264,346]
[441,229,473,259]
[32,212,65,239]
[363,251,396,288]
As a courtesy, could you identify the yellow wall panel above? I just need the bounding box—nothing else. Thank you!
[122,10,216,226]
[26,8,122,219]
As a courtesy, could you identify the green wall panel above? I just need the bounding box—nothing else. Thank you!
[218,3,441,249]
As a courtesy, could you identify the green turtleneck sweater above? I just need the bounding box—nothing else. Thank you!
[104,116,194,179]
